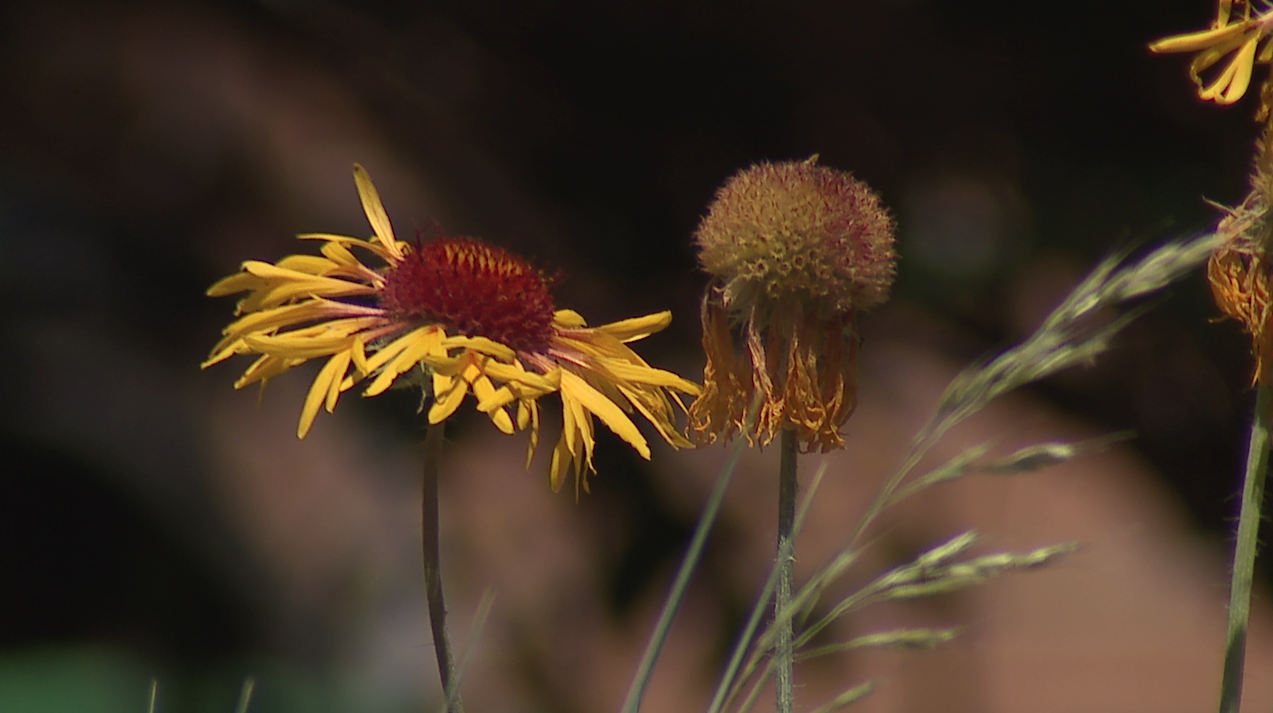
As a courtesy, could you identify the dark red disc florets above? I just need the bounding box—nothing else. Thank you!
[379,236,557,354]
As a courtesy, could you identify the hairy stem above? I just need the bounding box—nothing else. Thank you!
[776,427,798,713]
[422,422,462,713]
[1220,384,1271,713]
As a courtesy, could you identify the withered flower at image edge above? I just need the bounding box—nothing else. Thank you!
[689,156,897,451]
[204,165,699,495]
[1207,120,1273,386]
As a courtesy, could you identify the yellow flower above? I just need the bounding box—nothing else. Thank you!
[688,156,897,451]
[1150,12,1273,106]
[204,165,699,494]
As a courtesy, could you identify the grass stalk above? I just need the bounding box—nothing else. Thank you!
[619,438,747,713]
[1219,384,1272,713]
[233,677,256,713]
[422,421,461,713]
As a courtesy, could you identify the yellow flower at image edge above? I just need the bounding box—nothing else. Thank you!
[1150,13,1273,107]
[204,165,699,494]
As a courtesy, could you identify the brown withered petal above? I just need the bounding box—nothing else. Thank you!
[1209,243,1273,385]
[689,157,895,450]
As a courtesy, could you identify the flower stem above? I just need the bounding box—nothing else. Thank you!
[1220,384,1272,713]
[776,426,798,713]
[422,421,462,713]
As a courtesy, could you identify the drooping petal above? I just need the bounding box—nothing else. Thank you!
[299,350,355,437]
[472,375,515,434]
[428,377,470,424]
[561,370,650,460]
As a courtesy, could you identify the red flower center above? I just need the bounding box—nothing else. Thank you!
[379,236,557,354]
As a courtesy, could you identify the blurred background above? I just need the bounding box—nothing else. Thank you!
[2,0,1272,711]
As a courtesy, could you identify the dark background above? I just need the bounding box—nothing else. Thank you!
[0,0,1263,710]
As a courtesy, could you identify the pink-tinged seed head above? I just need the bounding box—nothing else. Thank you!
[695,156,897,313]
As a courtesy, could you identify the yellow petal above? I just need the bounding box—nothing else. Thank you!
[362,326,440,395]
[476,381,517,412]
[428,378,469,424]
[471,373,522,433]
[222,300,379,342]
[561,370,650,459]
[433,370,454,400]
[237,264,377,310]
[207,270,267,297]
[439,334,518,361]
[598,360,702,394]
[487,407,515,435]
[353,164,403,262]
[482,360,559,392]
[549,432,572,492]
[231,354,297,387]
[524,399,541,469]
[552,309,588,328]
[276,254,340,276]
[365,327,443,396]
[595,311,673,342]
[561,380,584,464]
[325,351,354,412]
[320,241,362,269]
[299,351,353,438]
[1201,36,1260,103]
[241,317,383,360]
[351,333,371,376]
[460,358,484,384]
[618,384,694,449]
[1149,20,1255,53]
[298,232,398,263]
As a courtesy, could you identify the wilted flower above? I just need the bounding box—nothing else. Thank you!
[688,156,897,450]
[204,165,698,494]
[1208,122,1273,385]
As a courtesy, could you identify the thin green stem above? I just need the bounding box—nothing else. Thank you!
[1219,384,1272,713]
[619,439,746,713]
[776,427,798,713]
[422,422,462,713]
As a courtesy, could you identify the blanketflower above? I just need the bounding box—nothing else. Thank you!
[1150,11,1273,107]
[688,156,897,451]
[204,165,699,494]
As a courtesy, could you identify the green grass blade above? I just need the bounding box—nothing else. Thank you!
[619,438,746,713]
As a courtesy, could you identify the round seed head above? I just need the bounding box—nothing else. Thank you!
[695,157,897,313]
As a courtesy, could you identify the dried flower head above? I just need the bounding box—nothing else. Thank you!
[1207,117,1273,385]
[689,156,897,450]
[204,164,699,494]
